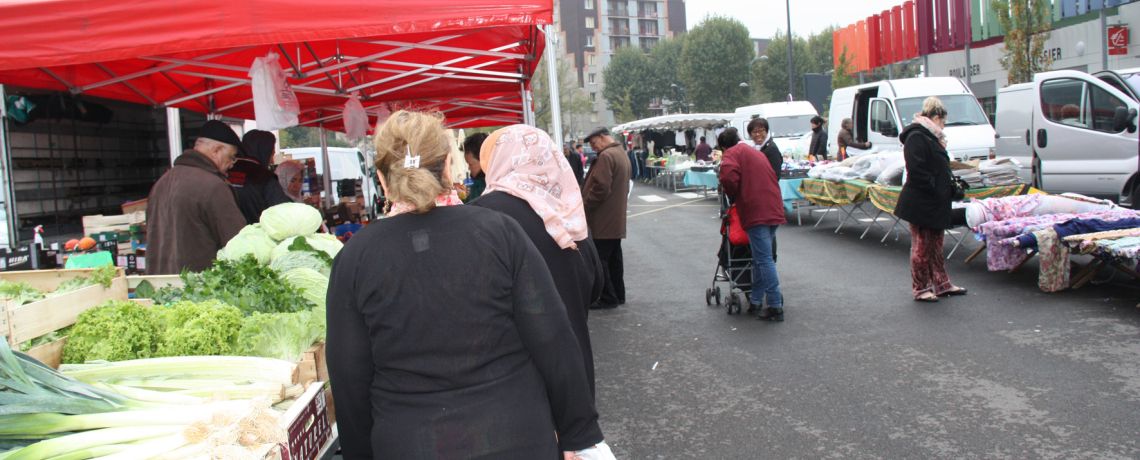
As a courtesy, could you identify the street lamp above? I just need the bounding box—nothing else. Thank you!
[739,82,750,101]
[670,83,686,114]
[746,55,767,103]
[786,0,794,99]
[687,103,695,114]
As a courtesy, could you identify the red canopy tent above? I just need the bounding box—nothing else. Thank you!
[0,0,553,131]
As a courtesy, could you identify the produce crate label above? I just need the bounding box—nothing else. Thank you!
[281,384,332,460]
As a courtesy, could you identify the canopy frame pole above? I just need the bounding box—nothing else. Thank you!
[544,25,563,146]
[343,42,522,95]
[521,80,535,126]
[39,68,77,93]
[163,80,245,107]
[365,41,528,59]
[320,123,334,208]
[78,46,255,92]
[0,85,19,248]
[93,63,157,105]
[166,107,182,166]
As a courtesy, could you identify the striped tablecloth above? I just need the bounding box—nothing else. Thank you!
[797,179,875,207]
[868,184,1028,214]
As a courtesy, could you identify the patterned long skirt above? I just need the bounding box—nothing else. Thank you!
[911,223,953,298]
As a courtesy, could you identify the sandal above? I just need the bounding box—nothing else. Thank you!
[914,293,939,303]
[942,287,968,297]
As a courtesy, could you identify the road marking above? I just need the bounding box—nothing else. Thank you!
[627,199,705,218]
[638,195,667,202]
[674,192,701,199]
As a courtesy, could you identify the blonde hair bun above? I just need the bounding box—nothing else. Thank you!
[372,110,452,213]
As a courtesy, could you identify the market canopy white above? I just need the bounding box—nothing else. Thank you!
[613,113,734,133]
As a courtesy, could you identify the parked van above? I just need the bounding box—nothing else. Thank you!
[729,101,819,155]
[827,77,995,160]
[280,147,378,214]
[994,69,1140,205]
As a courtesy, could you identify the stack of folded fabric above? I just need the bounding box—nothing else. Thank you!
[954,168,984,188]
[979,159,1022,186]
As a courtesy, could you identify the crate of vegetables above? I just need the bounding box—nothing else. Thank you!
[0,265,127,351]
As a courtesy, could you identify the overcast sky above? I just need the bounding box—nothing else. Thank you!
[685,0,906,39]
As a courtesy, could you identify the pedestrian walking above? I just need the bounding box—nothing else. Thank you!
[837,118,872,161]
[808,116,828,162]
[469,125,605,397]
[583,126,631,310]
[694,136,713,162]
[565,143,586,187]
[326,111,605,460]
[893,97,968,302]
[718,128,787,321]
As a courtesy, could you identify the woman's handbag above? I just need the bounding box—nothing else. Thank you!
[950,174,969,201]
[721,205,750,245]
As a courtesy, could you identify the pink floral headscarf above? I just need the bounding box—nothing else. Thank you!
[480,125,589,250]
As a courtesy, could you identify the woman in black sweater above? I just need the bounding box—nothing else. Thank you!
[469,125,604,397]
[893,97,968,302]
[326,111,603,460]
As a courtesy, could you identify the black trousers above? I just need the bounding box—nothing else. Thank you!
[594,238,625,305]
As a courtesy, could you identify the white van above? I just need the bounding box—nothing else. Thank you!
[280,147,377,214]
[827,77,995,160]
[994,69,1140,205]
[729,101,819,155]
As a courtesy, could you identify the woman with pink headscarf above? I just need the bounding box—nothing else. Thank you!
[468,125,606,398]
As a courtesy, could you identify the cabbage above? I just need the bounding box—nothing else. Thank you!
[305,233,344,258]
[270,236,301,262]
[220,226,277,264]
[236,311,326,362]
[261,203,322,241]
[270,250,331,276]
[281,267,329,308]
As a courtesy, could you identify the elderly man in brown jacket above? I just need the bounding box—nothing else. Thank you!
[583,126,631,309]
[146,120,247,274]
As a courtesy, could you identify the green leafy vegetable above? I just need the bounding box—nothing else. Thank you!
[63,301,165,364]
[132,281,155,300]
[269,251,330,276]
[154,301,244,357]
[0,281,44,306]
[47,278,95,298]
[91,264,117,289]
[236,311,325,362]
[302,233,343,259]
[280,268,328,310]
[218,226,277,265]
[179,255,313,315]
[260,203,322,241]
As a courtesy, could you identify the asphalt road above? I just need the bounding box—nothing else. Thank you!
[587,182,1140,459]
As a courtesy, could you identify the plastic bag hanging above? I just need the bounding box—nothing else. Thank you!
[343,92,368,141]
[374,103,392,126]
[248,52,299,130]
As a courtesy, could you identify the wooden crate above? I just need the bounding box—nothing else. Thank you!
[0,268,129,347]
[295,341,335,425]
[121,199,147,215]
[82,212,145,236]
[126,274,184,292]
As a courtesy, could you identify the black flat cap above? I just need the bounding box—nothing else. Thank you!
[198,120,246,155]
[585,126,611,142]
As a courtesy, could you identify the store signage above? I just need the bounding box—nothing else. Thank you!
[949,64,981,78]
[1109,27,1129,56]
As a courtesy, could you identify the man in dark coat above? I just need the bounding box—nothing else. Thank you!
[228,130,292,224]
[837,118,872,160]
[808,116,828,161]
[147,120,247,274]
[583,126,631,309]
[694,136,713,162]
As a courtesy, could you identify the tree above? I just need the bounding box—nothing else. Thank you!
[678,15,754,113]
[603,46,656,123]
[807,26,837,78]
[648,35,686,113]
[755,30,814,103]
[532,49,592,137]
[832,45,856,90]
[991,0,1053,85]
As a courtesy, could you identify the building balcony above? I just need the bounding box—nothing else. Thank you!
[610,27,630,35]
[607,9,631,17]
[639,10,659,18]
[639,29,658,36]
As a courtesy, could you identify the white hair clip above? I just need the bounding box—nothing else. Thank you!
[403,144,420,168]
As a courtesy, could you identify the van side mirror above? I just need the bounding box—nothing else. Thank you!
[1112,106,1137,133]
[883,126,899,137]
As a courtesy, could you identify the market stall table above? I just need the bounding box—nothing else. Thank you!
[779,178,816,225]
[683,170,718,197]
[798,179,878,233]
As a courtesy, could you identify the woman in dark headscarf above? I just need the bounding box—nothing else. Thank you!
[469,125,605,397]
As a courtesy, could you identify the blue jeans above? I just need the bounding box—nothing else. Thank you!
[746,224,782,308]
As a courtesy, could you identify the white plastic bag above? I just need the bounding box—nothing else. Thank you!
[793,135,812,160]
[573,441,616,460]
[249,52,299,130]
[343,93,368,141]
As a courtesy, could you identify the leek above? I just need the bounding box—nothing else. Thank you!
[61,357,296,386]
[0,339,143,416]
[4,426,183,460]
[87,383,201,406]
[0,401,250,436]
[41,445,130,460]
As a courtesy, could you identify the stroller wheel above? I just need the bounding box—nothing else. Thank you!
[733,294,743,314]
[705,288,713,306]
[714,286,722,305]
[725,294,736,315]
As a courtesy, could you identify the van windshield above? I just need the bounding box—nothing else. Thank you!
[895,95,990,127]
[765,115,814,137]
[1121,72,1140,97]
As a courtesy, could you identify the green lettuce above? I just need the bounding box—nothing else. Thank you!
[0,280,44,305]
[236,311,326,362]
[155,300,244,357]
[63,300,165,364]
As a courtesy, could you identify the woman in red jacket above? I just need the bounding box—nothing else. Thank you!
[717,128,788,321]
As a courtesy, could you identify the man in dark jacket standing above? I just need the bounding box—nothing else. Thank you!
[583,126,631,310]
[837,118,872,160]
[229,130,292,224]
[718,128,787,321]
[147,120,247,275]
[808,116,828,161]
[694,136,713,162]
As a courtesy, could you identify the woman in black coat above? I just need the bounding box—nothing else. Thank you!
[470,126,604,397]
[326,111,604,460]
[893,97,968,302]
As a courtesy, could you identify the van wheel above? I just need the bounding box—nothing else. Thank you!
[1031,155,1043,190]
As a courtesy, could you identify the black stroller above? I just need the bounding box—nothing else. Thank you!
[706,192,753,315]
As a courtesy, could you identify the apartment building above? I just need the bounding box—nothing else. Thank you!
[556,0,686,134]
